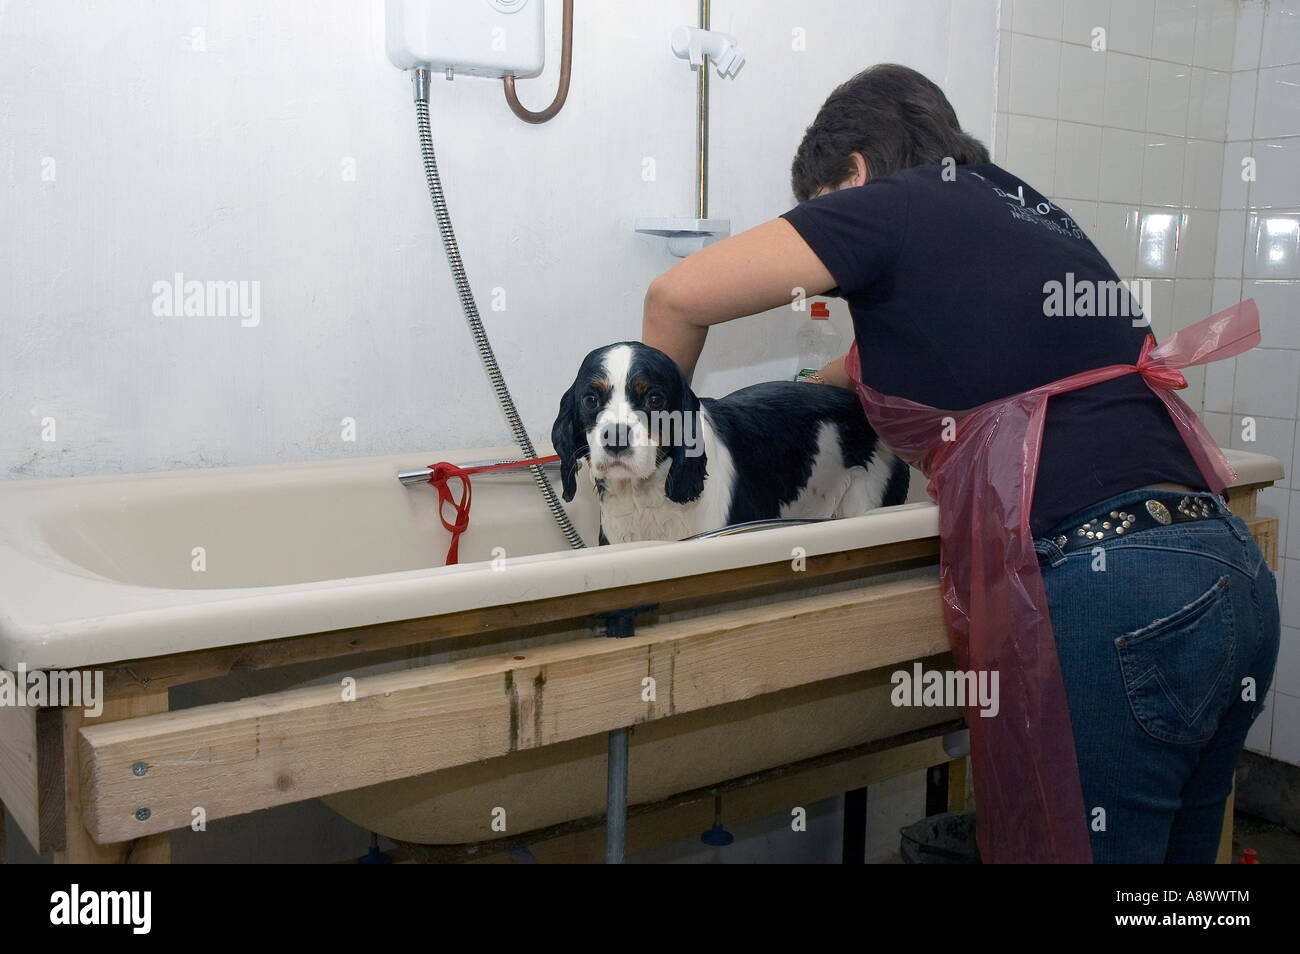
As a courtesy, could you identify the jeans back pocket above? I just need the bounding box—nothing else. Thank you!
[1115,575,1237,745]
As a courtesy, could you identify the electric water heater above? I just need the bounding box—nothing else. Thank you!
[385,0,547,79]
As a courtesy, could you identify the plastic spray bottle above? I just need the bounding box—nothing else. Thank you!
[795,300,841,382]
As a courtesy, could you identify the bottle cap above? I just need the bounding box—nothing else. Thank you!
[810,301,830,318]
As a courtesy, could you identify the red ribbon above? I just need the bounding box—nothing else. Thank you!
[425,454,560,565]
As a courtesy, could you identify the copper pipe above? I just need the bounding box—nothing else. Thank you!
[503,0,574,124]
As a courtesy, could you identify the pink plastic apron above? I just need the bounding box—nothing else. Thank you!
[844,300,1261,863]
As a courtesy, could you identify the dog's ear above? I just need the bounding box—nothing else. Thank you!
[551,384,587,502]
[664,386,707,504]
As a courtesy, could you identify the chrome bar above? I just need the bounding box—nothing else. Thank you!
[684,516,830,540]
[398,458,562,486]
[696,0,710,219]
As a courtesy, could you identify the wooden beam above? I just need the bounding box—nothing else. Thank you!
[1244,516,1278,571]
[100,537,940,695]
[56,682,170,863]
[323,658,957,843]
[1216,778,1235,864]
[0,701,38,853]
[80,576,948,844]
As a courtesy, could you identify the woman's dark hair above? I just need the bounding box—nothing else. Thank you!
[790,63,989,202]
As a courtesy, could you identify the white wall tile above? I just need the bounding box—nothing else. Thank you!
[1226,69,1257,141]
[1145,277,1177,339]
[1255,64,1300,139]
[1212,276,1243,312]
[1142,137,1187,207]
[1177,209,1220,277]
[1232,415,1296,491]
[1291,489,1300,559]
[1095,202,1142,273]
[1058,43,1107,124]
[1137,208,1182,276]
[1204,358,1234,412]
[1108,0,1156,57]
[1245,686,1273,754]
[1146,60,1191,135]
[1152,0,1198,64]
[1004,113,1058,194]
[1248,138,1300,209]
[1058,198,1100,240]
[1215,210,1247,277]
[1264,484,1293,557]
[1245,213,1300,280]
[1173,276,1213,330]
[1246,280,1300,351]
[1181,138,1223,209]
[1204,409,1232,442]
[1260,0,1300,68]
[1295,421,1300,485]
[1099,128,1146,202]
[1283,560,1300,627]
[1063,0,1111,47]
[1272,693,1300,767]
[997,27,1013,110]
[1009,0,1065,39]
[1193,0,1236,71]
[1220,142,1252,209]
[1187,68,1230,140]
[1053,122,1102,200]
[1008,33,1063,116]
[1277,628,1300,704]
[1233,347,1300,419]
[1104,52,1151,130]
[1233,0,1265,71]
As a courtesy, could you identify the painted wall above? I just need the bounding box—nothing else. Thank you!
[0,0,995,481]
[0,0,999,864]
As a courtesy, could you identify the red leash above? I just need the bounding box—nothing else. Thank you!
[426,454,561,565]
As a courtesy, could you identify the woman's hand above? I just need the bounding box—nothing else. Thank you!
[642,217,836,383]
[804,353,854,389]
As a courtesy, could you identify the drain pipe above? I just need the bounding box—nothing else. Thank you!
[601,605,656,863]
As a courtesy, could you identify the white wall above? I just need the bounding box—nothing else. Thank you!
[0,0,996,480]
[1201,0,1300,767]
[995,0,1299,767]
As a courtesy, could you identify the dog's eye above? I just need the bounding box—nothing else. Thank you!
[646,392,665,411]
[581,392,599,411]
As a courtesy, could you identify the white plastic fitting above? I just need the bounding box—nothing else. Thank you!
[670,25,745,77]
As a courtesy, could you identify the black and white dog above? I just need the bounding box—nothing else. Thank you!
[551,342,909,543]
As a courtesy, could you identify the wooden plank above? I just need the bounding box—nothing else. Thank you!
[101,537,940,695]
[1224,485,1257,519]
[0,700,39,853]
[55,683,170,863]
[81,576,948,844]
[948,756,968,813]
[323,658,958,843]
[1216,778,1235,864]
[1244,516,1278,571]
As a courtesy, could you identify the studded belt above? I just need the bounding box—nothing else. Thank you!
[1043,491,1228,557]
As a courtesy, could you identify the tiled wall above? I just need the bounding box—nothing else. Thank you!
[1203,0,1300,766]
[995,0,1298,767]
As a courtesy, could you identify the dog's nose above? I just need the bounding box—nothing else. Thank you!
[600,423,632,454]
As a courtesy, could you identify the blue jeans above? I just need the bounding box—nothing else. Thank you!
[1033,488,1280,863]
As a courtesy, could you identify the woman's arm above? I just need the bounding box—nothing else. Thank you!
[642,217,837,382]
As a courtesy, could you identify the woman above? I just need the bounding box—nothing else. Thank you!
[641,64,1279,863]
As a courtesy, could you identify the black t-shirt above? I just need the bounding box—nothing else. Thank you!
[781,162,1208,538]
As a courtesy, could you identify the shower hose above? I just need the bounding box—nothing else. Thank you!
[411,69,585,550]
